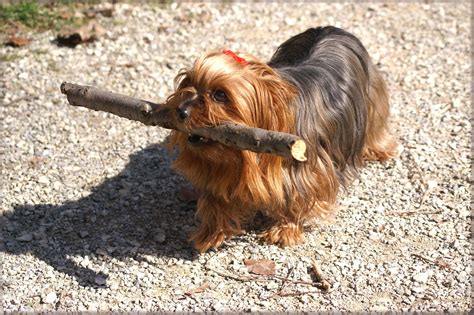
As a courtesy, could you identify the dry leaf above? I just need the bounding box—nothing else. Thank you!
[29,156,47,168]
[118,62,136,68]
[56,21,105,47]
[244,259,276,276]
[6,36,31,47]
[185,282,209,296]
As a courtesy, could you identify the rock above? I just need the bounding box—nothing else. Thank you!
[412,271,430,283]
[95,248,108,256]
[427,180,438,189]
[42,292,57,304]
[265,281,279,290]
[37,176,50,184]
[16,233,33,242]
[154,231,166,243]
[80,257,91,268]
[109,281,119,290]
[412,286,425,294]
[94,275,107,286]
[18,72,29,80]
[285,17,297,26]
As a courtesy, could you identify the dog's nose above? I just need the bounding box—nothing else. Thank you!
[176,107,190,121]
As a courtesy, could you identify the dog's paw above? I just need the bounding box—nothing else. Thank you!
[259,223,304,247]
[191,227,226,252]
[191,224,242,252]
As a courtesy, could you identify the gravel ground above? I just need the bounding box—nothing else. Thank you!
[1,2,471,312]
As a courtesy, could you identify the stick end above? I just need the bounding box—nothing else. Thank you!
[60,82,70,94]
[291,139,307,162]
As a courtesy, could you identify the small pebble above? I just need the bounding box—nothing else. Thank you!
[94,275,107,286]
[154,231,166,243]
[42,292,57,304]
[412,271,430,283]
[16,234,33,242]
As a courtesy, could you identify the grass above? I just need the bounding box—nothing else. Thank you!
[0,1,89,32]
[0,52,21,62]
[47,60,61,72]
[1,2,43,28]
[31,48,48,55]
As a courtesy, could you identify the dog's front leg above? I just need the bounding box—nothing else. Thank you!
[190,193,242,252]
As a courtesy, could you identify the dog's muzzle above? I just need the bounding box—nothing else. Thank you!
[175,94,198,122]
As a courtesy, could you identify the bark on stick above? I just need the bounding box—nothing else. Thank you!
[60,82,307,161]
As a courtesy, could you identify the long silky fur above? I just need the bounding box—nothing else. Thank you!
[165,26,400,251]
[268,27,400,223]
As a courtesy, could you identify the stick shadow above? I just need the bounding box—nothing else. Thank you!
[1,142,199,288]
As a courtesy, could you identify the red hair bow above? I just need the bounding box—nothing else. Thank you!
[223,50,248,66]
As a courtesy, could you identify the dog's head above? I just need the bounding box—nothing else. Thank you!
[165,50,296,159]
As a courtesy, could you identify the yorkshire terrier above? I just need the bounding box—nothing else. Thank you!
[164,26,401,252]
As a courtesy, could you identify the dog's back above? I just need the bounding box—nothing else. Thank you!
[268,27,359,67]
[268,26,373,179]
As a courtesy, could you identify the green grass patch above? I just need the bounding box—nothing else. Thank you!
[31,48,48,55]
[0,1,89,32]
[111,19,126,26]
[47,60,61,72]
[0,52,21,62]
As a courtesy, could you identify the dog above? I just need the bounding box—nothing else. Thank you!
[164,26,401,252]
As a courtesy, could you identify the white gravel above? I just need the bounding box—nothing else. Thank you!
[1,2,471,312]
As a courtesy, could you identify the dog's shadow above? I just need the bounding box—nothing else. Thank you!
[1,142,200,288]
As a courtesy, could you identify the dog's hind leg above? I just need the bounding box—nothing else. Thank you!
[259,218,305,247]
[363,66,403,161]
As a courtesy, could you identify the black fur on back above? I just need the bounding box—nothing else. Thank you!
[268,26,372,181]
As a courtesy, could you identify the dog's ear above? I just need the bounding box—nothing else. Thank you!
[173,69,192,91]
[242,63,297,133]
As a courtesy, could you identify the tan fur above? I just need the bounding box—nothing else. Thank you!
[363,65,403,161]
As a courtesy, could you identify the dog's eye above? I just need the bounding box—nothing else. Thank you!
[212,90,228,103]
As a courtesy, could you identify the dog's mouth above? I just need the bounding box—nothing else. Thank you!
[187,134,213,145]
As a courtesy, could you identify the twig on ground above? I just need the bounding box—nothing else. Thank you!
[184,282,210,296]
[204,254,331,297]
[412,253,453,270]
[387,209,443,216]
[310,260,331,291]
[278,267,294,292]
[5,95,34,106]
[204,265,326,288]
[275,290,322,297]
[419,189,431,207]
[269,267,294,298]
[271,275,315,286]
[204,265,271,283]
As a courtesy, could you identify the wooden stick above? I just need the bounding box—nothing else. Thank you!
[310,260,331,291]
[411,253,453,270]
[60,82,307,161]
